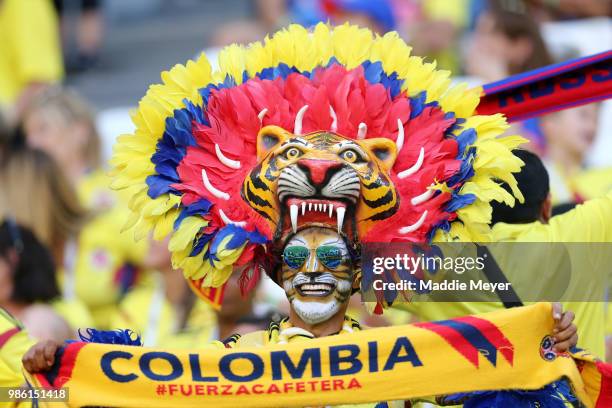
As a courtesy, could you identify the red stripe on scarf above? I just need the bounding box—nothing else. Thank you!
[595,361,612,408]
[414,321,480,367]
[454,316,514,366]
[0,327,20,348]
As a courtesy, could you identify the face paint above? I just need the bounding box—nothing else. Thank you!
[281,227,354,325]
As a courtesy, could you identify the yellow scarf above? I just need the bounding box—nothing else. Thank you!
[25,303,610,408]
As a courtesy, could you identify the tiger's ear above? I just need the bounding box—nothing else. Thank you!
[257,126,292,161]
[359,138,397,171]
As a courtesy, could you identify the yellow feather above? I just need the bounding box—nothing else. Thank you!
[331,23,374,69]
[312,23,333,67]
[153,208,179,241]
[216,44,247,85]
[168,216,207,252]
[181,254,205,278]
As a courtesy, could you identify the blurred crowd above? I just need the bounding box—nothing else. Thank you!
[0,0,610,360]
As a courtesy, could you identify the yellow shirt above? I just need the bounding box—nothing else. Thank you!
[61,170,148,329]
[50,298,94,333]
[109,276,216,348]
[396,192,612,357]
[0,0,63,106]
[0,309,34,389]
[546,163,612,205]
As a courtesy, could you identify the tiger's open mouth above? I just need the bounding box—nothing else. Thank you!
[285,197,350,234]
[296,282,336,297]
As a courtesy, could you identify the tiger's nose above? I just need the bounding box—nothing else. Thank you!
[297,159,342,186]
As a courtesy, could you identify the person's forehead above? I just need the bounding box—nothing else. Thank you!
[289,228,341,245]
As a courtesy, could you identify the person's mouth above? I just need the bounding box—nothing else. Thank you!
[296,282,336,297]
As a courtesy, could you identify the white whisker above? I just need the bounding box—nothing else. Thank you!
[257,108,268,124]
[215,144,241,169]
[201,169,229,200]
[398,211,428,234]
[357,122,367,139]
[396,118,405,152]
[329,105,338,132]
[294,105,309,135]
[398,147,425,179]
[411,187,434,206]
[219,209,246,227]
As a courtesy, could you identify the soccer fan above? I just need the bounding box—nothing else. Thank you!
[21,88,149,329]
[0,220,71,343]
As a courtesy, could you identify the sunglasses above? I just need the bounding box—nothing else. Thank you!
[282,245,346,270]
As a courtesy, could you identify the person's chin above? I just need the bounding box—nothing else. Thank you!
[292,297,340,325]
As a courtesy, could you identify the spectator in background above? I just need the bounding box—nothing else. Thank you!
[0,219,72,342]
[218,0,397,50]
[464,0,555,154]
[318,0,396,34]
[0,308,35,389]
[0,148,93,332]
[21,88,149,329]
[110,237,272,347]
[0,0,64,126]
[215,271,273,342]
[525,0,611,20]
[399,0,472,73]
[465,0,553,83]
[53,0,105,72]
[539,104,611,205]
[254,0,397,34]
[110,237,216,348]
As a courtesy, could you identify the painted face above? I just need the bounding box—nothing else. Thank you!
[281,227,354,325]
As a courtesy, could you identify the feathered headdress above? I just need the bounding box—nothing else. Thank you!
[111,23,525,309]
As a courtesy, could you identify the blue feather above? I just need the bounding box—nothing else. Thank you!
[222,74,237,88]
[183,99,208,125]
[455,128,477,158]
[446,147,476,187]
[146,174,180,198]
[77,328,142,346]
[360,61,404,97]
[445,193,477,212]
[443,380,577,408]
[173,199,213,229]
[164,113,196,148]
[410,91,427,119]
[326,57,340,67]
[154,162,179,181]
[189,230,215,257]
[444,117,466,138]
[362,60,383,84]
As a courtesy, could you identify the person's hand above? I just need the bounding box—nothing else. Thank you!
[551,302,578,352]
[22,340,61,373]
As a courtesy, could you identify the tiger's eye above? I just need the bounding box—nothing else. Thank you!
[341,150,358,163]
[285,147,301,160]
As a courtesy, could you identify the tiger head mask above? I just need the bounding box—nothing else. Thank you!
[113,24,525,310]
[243,124,399,244]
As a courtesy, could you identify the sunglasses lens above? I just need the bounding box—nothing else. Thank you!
[283,246,309,269]
[316,245,344,269]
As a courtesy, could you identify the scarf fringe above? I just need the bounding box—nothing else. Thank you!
[438,379,577,407]
[76,328,143,346]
